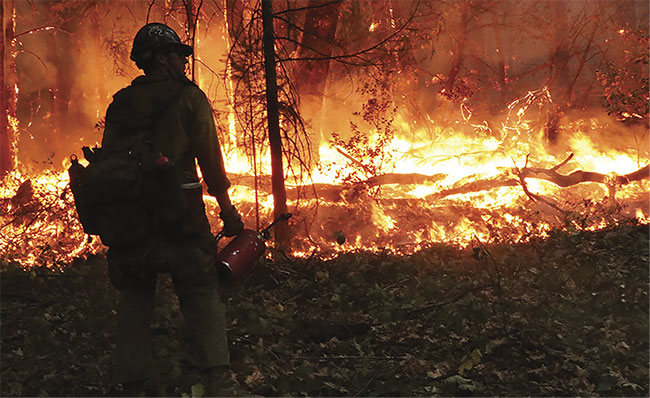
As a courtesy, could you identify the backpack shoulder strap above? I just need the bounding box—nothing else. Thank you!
[147,80,192,126]
[151,80,194,125]
[105,80,191,148]
[139,80,193,147]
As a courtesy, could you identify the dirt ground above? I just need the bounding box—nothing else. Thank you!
[1,223,648,396]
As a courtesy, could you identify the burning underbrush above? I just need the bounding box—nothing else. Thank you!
[1,106,648,270]
[0,169,103,270]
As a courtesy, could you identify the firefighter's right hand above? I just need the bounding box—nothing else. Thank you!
[220,206,244,237]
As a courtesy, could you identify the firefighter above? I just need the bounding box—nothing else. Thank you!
[101,23,244,396]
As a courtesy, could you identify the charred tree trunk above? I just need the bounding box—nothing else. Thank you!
[294,0,341,105]
[184,0,198,82]
[544,0,569,145]
[294,0,340,144]
[226,0,246,39]
[262,0,290,250]
[1,0,6,177]
[547,0,569,90]
[1,0,16,178]
[492,8,507,108]
[445,0,468,95]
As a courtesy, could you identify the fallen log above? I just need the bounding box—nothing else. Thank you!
[514,154,649,212]
[520,155,649,187]
[219,154,648,205]
[364,173,446,187]
[425,155,649,202]
[222,172,448,201]
[428,176,519,200]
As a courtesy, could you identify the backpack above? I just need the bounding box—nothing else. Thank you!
[68,83,188,249]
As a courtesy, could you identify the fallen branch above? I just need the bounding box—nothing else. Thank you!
[512,153,649,212]
[513,155,569,213]
[428,176,519,200]
[364,173,446,187]
[333,147,374,176]
[221,154,648,206]
[224,172,448,201]
[519,154,649,187]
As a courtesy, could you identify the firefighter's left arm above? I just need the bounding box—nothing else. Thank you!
[188,88,243,236]
[188,88,231,197]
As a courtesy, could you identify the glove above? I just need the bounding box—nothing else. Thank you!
[219,206,244,237]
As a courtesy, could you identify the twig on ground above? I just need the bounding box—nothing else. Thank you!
[473,234,502,293]
[353,374,376,397]
[405,283,494,316]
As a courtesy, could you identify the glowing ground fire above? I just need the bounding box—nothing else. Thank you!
[1,90,648,269]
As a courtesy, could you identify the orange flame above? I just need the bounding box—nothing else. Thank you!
[2,86,648,268]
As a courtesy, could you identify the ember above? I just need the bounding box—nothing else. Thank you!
[1,0,648,269]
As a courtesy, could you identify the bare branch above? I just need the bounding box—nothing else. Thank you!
[274,14,307,35]
[273,0,341,16]
[146,0,156,23]
[11,26,68,42]
[276,36,375,67]
[278,8,416,65]
[14,49,48,70]
[550,153,574,171]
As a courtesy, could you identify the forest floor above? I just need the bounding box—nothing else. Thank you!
[1,222,648,397]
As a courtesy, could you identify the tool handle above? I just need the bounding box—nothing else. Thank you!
[216,213,291,243]
[261,213,292,240]
[215,230,225,245]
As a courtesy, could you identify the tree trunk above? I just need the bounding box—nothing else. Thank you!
[548,0,569,90]
[294,0,341,102]
[543,0,569,144]
[184,0,198,83]
[262,0,290,250]
[492,6,507,108]
[1,0,6,177]
[445,0,468,94]
[226,0,246,39]
[1,0,16,178]
[294,0,340,142]
[564,22,598,105]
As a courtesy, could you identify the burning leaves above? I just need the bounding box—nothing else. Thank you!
[0,171,101,270]
[327,76,398,186]
[596,28,649,126]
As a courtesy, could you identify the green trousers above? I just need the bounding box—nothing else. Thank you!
[108,232,229,383]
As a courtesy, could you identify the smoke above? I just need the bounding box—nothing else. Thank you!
[11,0,233,172]
[9,0,649,176]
